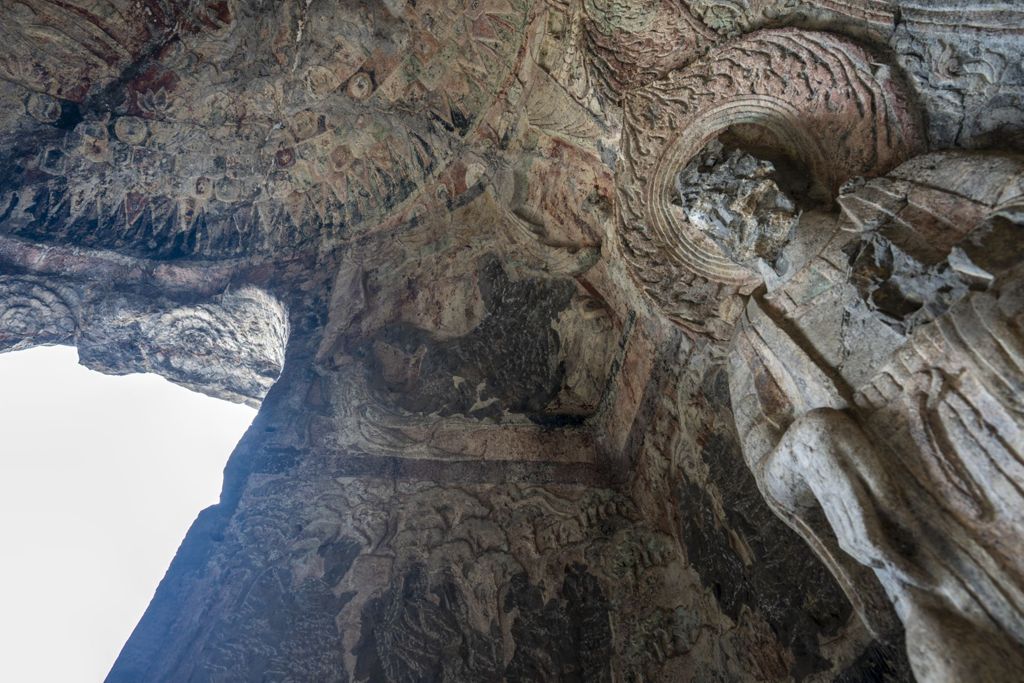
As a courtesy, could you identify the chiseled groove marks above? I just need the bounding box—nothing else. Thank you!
[900,2,1024,33]
[942,297,1024,422]
[855,294,1023,425]
[849,291,1024,650]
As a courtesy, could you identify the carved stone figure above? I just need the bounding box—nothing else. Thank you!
[0,1,1021,681]
[729,151,1024,681]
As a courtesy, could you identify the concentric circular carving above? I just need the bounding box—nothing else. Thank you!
[617,29,924,329]
[0,277,77,350]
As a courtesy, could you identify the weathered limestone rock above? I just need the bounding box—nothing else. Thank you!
[0,1,1022,681]
[77,287,288,406]
[0,274,286,405]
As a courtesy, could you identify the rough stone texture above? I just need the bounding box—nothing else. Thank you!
[0,275,286,405]
[0,1,1022,682]
[675,139,800,270]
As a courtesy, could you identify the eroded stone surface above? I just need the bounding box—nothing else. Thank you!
[729,152,1024,681]
[675,139,800,269]
[0,1,1022,682]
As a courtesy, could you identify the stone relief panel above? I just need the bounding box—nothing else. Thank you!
[0,0,537,260]
[0,1,1020,681]
[0,272,287,405]
[77,287,289,406]
[301,189,626,463]
[892,2,1024,150]
[105,358,888,683]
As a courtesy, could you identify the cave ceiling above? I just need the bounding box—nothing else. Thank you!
[1,1,1024,681]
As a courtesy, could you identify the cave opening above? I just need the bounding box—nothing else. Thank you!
[0,345,257,683]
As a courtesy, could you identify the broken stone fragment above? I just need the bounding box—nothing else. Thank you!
[845,235,970,335]
[675,139,800,270]
[947,247,995,290]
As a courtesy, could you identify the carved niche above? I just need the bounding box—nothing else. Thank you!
[616,28,923,338]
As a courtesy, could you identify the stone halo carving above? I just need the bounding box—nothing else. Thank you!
[646,98,830,286]
[617,28,925,298]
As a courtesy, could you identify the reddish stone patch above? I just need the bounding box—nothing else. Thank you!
[276,148,297,169]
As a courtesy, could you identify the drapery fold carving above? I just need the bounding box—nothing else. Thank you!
[727,151,1024,681]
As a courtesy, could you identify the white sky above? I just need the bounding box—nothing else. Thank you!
[0,345,257,682]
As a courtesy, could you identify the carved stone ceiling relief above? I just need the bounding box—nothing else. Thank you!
[1,0,536,258]
[0,0,1022,681]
